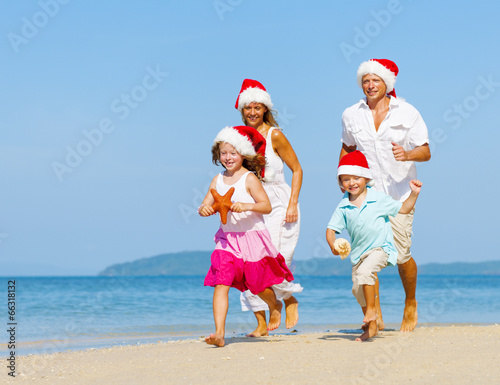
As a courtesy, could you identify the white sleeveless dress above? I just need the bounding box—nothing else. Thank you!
[240,128,303,311]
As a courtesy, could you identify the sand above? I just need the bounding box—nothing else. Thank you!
[5,325,499,384]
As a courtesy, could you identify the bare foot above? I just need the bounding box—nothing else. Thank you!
[205,333,225,347]
[400,299,418,332]
[284,296,299,329]
[377,316,385,331]
[356,320,378,341]
[363,308,377,324]
[267,301,283,331]
[246,325,269,337]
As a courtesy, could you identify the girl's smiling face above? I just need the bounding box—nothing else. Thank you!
[219,142,243,172]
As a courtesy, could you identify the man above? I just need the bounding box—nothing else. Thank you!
[340,58,430,332]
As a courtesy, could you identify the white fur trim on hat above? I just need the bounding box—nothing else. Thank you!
[236,87,273,111]
[337,165,374,187]
[213,126,256,156]
[357,60,396,94]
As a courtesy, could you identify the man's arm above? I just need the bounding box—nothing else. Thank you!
[391,142,431,162]
[339,143,357,162]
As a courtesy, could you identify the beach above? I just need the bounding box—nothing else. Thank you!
[6,324,499,384]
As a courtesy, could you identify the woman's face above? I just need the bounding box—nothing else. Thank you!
[242,102,267,128]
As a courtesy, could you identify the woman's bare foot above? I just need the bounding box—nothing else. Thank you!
[267,301,283,331]
[246,325,269,337]
[284,296,299,329]
[356,320,378,341]
[363,308,377,324]
[400,299,418,332]
[205,333,225,347]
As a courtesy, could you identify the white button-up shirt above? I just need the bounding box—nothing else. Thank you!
[341,97,429,201]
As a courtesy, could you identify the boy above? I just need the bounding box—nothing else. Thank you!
[326,151,422,341]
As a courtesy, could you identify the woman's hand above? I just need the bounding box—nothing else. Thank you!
[285,203,299,223]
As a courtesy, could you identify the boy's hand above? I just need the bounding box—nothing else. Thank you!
[409,179,423,193]
[198,204,215,217]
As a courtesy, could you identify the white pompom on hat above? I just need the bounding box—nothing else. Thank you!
[357,58,399,98]
[235,79,273,111]
[337,150,374,187]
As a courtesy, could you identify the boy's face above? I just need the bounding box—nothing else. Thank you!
[339,174,369,197]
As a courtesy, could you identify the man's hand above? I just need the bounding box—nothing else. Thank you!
[391,142,408,161]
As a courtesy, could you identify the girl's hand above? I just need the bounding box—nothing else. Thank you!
[198,204,215,217]
[409,179,423,193]
[285,204,299,223]
[230,202,249,213]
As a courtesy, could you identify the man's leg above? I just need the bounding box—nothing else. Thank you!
[398,257,418,332]
[390,209,418,332]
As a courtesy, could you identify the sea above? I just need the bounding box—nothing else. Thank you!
[1,274,499,357]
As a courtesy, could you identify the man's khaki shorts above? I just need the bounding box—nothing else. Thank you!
[389,208,415,265]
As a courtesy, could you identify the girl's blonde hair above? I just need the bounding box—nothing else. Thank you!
[212,142,266,181]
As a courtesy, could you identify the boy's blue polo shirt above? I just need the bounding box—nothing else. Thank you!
[327,186,402,266]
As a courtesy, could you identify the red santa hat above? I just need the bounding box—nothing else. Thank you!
[213,125,267,178]
[235,79,273,111]
[337,150,374,186]
[357,59,399,98]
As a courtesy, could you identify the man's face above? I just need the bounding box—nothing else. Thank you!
[362,74,387,102]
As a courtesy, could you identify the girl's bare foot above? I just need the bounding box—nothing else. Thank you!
[356,320,378,341]
[284,296,299,329]
[205,333,225,347]
[267,301,283,331]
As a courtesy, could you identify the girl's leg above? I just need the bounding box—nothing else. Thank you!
[206,285,230,347]
[257,288,282,331]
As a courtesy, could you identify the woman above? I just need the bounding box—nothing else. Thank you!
[235,79,303,336]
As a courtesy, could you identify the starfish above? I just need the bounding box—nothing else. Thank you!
[210,187,234,225]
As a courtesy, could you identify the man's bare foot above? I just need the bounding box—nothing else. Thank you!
[246,325,269,337]
[205,333,225,347]
[363,308,377,324]
[356,320,378,341]
[400,299,418,332]
[284,296,299,329]
[267,301,283,331]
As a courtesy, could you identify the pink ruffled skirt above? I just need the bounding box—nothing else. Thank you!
[204,228,294,295]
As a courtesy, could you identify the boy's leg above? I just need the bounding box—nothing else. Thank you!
[257,288,283,331]
[206,285,230,347]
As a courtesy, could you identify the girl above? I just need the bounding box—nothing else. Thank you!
[235,79,303,336]
[199,125,294,347]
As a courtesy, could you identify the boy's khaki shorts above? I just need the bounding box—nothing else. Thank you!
[389,208,415,265]
[352,248,388,307]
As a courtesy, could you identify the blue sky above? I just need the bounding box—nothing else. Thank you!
[1,0,499,276]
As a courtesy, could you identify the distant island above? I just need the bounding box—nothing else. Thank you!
[98,251,500,277]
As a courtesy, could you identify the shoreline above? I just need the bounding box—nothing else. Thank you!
[3,321,497,358]
[5,324,499,384]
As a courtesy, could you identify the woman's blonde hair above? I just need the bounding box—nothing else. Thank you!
[211,142,266,181]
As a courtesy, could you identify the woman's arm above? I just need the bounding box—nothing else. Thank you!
[272,129,302,223]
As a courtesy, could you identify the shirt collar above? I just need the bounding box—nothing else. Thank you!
[358,95,399,110]
[338,186,376,208]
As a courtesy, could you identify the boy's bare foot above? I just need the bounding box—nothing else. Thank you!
[267,301,283,331]
[363,308,377,324]
[356,320,378,341]
[205,333,225,347]
[361,313,384,331]
[400,299,418,332]
[246,325,269,337]
[284,296,299,329]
